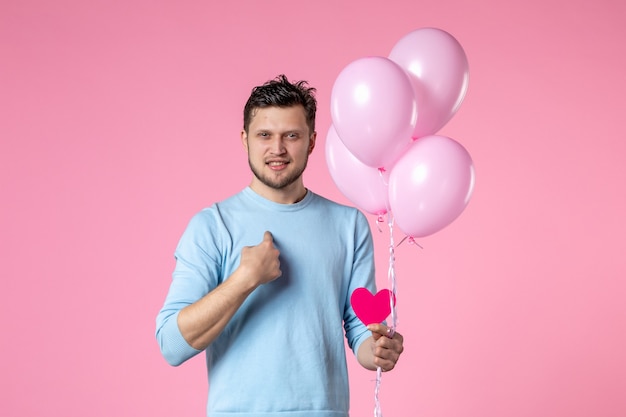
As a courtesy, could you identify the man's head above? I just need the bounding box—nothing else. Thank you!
[243,74,317,135]
[241,75,318,203]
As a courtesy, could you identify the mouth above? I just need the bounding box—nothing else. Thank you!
[267,160,289,170]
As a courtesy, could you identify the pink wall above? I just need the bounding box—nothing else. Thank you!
[2,0,625,416]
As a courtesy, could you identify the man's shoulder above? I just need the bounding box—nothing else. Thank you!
[194,188,249,213]
[310,190,354,207]
[183,189,245,223]
[308,191,367,219]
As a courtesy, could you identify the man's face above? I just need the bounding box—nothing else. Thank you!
[242,105,316,192]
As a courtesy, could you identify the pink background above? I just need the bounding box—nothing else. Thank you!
[2,0,625,416]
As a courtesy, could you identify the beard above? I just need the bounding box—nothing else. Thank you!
[248,156,309,190]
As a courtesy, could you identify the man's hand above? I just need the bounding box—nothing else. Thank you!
[238,231,282,287]
[358,323,404,372]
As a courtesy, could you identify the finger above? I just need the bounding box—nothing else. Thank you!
[374,335,403,358]
[367,323,393,338]
[263,231,273,242]
[380,360,397,372]
[373,351,399,372]
[375,336,394,351]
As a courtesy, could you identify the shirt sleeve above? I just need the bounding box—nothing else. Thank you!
[343,209,377,355]
[155,209,221,366]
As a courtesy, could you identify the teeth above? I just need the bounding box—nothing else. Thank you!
[269,162,285,166]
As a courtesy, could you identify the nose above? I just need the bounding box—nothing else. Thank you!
[269,136,286,154]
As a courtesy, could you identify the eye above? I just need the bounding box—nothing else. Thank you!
[286,132,299,139]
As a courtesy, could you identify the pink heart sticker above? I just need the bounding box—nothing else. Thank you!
[350,287,395,325]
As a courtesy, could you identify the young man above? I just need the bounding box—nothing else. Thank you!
[156,75,404,417]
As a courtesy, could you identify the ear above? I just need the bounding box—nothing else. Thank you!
[308,131,317,155]
[241,129,249,151]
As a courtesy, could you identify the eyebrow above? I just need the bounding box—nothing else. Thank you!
[254,128,306,135]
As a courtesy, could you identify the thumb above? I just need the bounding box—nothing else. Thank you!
[263,231,274,243]
[368,324,387,340]
[371,332,383,341]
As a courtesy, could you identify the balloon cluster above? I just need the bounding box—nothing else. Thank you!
[326,28,475,238]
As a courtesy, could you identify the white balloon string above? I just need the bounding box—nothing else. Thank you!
[387,213,398,332]
[374,366,383,417]
[373,213,399,417]
[373,164,397,417]
[377,168,392,219]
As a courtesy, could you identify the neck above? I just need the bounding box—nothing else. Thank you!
[249,180,307,204]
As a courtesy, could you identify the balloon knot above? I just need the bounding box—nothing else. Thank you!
[408,237,424,249]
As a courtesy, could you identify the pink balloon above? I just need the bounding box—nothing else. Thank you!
[325,125,390,215]
[389,28,469,138]
[389,135,475,237]
[330,56,417,169]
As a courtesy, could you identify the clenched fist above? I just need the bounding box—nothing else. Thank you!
[239,231,282,287]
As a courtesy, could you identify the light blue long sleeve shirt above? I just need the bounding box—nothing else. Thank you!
[156,187,376,417]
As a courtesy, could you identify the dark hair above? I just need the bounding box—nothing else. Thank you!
[243,74,317,134]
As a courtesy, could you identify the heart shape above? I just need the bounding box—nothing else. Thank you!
[350,287,395,325]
